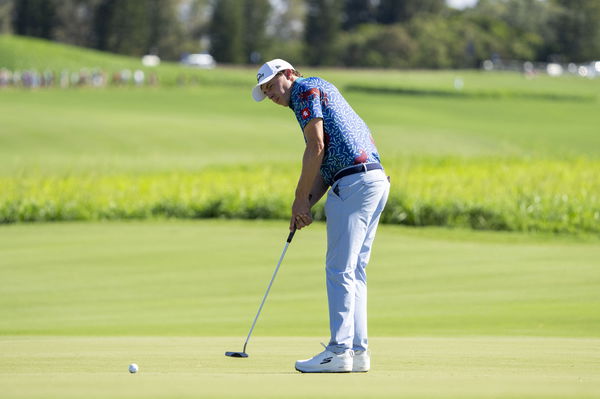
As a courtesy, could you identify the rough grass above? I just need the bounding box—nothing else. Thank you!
[1,159,599,233]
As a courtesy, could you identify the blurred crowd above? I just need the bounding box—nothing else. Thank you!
[482,59,600,79]
[0,68,159,89]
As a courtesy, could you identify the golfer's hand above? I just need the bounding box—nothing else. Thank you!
[291,197,312,231]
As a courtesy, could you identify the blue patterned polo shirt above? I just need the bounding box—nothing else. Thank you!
[288,77,381,186]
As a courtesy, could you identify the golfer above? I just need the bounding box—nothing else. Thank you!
[252,59,389,373]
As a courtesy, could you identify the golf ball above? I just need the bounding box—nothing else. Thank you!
[128,363,138,374]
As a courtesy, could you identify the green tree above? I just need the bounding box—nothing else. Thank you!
[407,16,458,68]
[243,0,271,63]
[467,0,561,62]
[340,23,415,68]
[53,0,101,47]
[13,0,57,39]
[265,0,306,62]
[0,0,13,34]
[209,0,243,63]
[93,0,113,52]
[304,0,343,65]
[377,0,445,24]
[94,0,149,56]
[147,0,185,60]
[551,0,600,62]
[106,1,148,56]
[270,0,306,41]
[179,0,211,46]
[343,0,376,30]
[93,0,183,59]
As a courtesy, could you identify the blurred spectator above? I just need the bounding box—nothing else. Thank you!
[133,70,145,86]
[12,70,22,86]
[120,69,132,85]
[42,70,55,87]
[111,71,122,86]
[91,68,106,87]
[148,72,158,86]
[0,66,219,88]
[60,70,70,88]
[78,68,90,86]
[0,68,10,87]
[70,71,80,86]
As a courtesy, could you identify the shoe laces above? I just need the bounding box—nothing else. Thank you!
[320,342,353,357]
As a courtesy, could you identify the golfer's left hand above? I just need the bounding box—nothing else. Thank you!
[291,198,312,231]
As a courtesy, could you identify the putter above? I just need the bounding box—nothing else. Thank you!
[225,227,296,358]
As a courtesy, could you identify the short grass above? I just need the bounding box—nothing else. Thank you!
[2,36,600,177]
[1,220,599,337]
[0,220,599,398]
[2,337,599,399]
[1,82,599,176]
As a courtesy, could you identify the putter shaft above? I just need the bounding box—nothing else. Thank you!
[240,229,296,355]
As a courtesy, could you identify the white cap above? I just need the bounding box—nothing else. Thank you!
[251,59,295,102]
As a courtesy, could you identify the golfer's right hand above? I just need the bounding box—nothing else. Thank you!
[291,198,312,231]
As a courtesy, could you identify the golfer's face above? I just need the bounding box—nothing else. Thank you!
[261,73,291,107]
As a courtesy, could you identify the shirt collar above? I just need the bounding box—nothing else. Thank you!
[288,77,305,109]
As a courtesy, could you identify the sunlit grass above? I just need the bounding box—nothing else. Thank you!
[2,159,598,233]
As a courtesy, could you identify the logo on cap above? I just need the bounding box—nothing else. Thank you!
[257,72,264,83]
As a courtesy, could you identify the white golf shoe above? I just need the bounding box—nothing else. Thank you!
[295,344,353,373]
[352,350,370,372]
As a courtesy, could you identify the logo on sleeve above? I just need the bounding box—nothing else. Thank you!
[300,88,320,100]
[301,108,311,120]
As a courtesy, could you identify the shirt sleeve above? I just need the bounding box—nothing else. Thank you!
[293,84,324,132]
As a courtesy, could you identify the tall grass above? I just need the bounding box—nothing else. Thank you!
[1,159,598,234]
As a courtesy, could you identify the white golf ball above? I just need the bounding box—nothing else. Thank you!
[128,363,139,373]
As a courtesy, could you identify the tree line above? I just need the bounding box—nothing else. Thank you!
[1,0,599,68]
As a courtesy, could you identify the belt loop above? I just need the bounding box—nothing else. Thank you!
[362,163,367,172]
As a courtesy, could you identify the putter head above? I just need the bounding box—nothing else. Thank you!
[225,351,248,358]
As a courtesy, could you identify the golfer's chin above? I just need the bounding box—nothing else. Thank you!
[271,97,289,107]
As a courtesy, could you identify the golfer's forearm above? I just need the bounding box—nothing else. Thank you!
[295,145,324,200]
[296,119,325,201]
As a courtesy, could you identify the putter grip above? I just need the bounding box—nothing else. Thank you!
[287,228,296,243]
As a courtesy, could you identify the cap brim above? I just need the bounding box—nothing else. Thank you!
[251,72,280,102]
[252,85,266,102]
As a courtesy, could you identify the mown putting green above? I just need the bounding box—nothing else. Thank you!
[0,220,599,398]
[1,220,599,337]
[1,336,599,399]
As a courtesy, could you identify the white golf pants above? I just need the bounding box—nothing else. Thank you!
[324,168,389,354]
